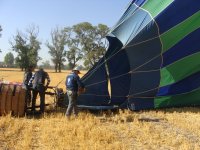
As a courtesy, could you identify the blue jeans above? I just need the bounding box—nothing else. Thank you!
[66,90,78,116]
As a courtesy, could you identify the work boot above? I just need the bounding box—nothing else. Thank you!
[66,115,71,121]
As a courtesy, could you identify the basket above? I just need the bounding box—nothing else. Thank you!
[0,83,26,116]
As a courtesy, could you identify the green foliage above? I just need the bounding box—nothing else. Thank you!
[39,60,52,69]
[12,33,29,70]
[27,26,41,66]
[64,22,109,69]
[4,52,14,67]
[46,27,67,72]
[11,25,41,71]
[66,47,83,69]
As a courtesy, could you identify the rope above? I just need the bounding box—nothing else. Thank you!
[82,1,165,83]
[82,35,160,82]
[80,93,157,99]
[128,87,160,97]
[85,80,108,88]
[82,46,122,82]
[81,93,127,98]
[81,86,159,99]
[81,5,163,98]
[130,69,160,74]
[82,54,161,103]
[85,69,159,88]
[85,53,161,88]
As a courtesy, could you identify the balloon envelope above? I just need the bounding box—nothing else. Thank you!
[78,0,200,110]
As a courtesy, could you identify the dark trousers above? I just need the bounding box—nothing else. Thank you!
[32,85,45,112]
[25,89,32,106]
[66,90,78,116]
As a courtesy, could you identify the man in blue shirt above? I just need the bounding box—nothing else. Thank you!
[65,66,84,118]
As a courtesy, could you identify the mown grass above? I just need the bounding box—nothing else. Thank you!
[1,68,200,149]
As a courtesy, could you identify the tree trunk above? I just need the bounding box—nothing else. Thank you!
[58,63,61,72]
[72,62,75,70]
[73,58,76,69]
[55,63,58,72]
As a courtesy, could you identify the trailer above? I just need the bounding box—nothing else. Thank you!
[0,82,67,116]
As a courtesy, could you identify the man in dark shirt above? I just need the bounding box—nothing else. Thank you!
[65,66,84,118]
[23,65,34,106]
[28,67,50,113]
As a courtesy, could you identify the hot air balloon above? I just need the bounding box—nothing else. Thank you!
[77,0,200,110]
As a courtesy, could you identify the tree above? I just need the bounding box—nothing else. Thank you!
[47,27,68,72]
[26,25,41,66]
[4,52,14,67]
[84,24,109,68]
[66,46,83,69]
[40,60,51,69]
[11,31,29,71]
[11,25,41,71]
[68,22,109,69]
[63,27,83,69]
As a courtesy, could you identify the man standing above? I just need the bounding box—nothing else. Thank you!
[66,66,84,118]
[23,65,34,107]
[28,67,50,113]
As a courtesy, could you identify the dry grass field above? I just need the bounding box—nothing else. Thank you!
[1,68,200,150]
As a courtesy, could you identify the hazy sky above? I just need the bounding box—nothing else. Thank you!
[0,0,130,64]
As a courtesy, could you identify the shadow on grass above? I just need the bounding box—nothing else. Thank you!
[24,105,200,120]
[24,105,120,119]
[143,106,200,114]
